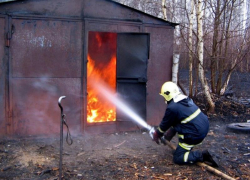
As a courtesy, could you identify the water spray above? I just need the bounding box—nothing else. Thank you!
[91,82,166,144]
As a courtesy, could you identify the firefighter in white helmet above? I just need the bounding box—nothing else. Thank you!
[152,81,218,167]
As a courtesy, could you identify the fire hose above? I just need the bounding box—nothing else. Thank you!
[147,126,235,180]
[58,96,73,180]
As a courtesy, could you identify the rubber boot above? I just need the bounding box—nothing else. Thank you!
[202,150,219,167]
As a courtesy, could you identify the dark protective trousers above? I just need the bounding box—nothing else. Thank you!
[172,137,204,165]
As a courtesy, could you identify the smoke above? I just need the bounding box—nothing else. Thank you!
[32,77,58,95]
[12,76,82,137]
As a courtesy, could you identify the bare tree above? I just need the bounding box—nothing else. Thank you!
[114,0,250,112]
[188,0,195,97]
[177,0,249,107]
[196,0,215,112]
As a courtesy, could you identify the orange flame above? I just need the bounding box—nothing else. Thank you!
[87,32,117,123]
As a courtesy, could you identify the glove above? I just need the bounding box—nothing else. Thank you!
[153,130,160,144]
[152,128,163,145]
[164,127,176,141]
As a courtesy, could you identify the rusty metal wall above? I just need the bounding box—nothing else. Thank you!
[11,78,81,136]
[11,19,82,78]
[0,17,6,136]
[10,18,83,136]
[145,25,173,126]
[0,0,175,136]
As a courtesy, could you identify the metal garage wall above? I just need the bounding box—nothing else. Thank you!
[145,25,174,126]
[9,18,83,136]
[0,0,176,137]
[0,17,6,136]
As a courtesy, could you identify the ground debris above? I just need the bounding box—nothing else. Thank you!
[0,166,11,171]
[194,92,249,119]
[1,80,250,180]
[38,169,51,176]
[0,124,249,180]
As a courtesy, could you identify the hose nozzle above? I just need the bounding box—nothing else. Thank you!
[148,126,167,145]
[149,127,155,139]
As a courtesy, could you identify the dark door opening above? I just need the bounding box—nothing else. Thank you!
[116,33,149,122]
[87,31,149,124]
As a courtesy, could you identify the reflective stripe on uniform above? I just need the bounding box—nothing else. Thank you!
[181,109,201,124]
[178,134,184,139]
[184,151,190,162]
[157,127,165,133]
[179,142,194,151]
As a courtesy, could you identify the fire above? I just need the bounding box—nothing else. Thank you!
[87,32,117,123]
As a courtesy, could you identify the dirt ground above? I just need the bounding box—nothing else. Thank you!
[1,71,250,180]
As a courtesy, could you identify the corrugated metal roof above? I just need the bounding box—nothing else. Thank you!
[0,0,178,26]
[109,0,178,26]
[0,0,18,3]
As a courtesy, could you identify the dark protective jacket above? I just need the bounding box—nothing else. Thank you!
[158,97,209,143]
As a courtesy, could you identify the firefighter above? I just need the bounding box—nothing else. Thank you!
[153,81,218,167]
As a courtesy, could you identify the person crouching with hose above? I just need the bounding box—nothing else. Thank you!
[152,81,218,167]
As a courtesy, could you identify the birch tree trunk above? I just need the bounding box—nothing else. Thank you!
[220,57,238,95]
[162,0,167,20]
[172,53,180,84]
[188,0,194,97]
[196,0,215,112]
